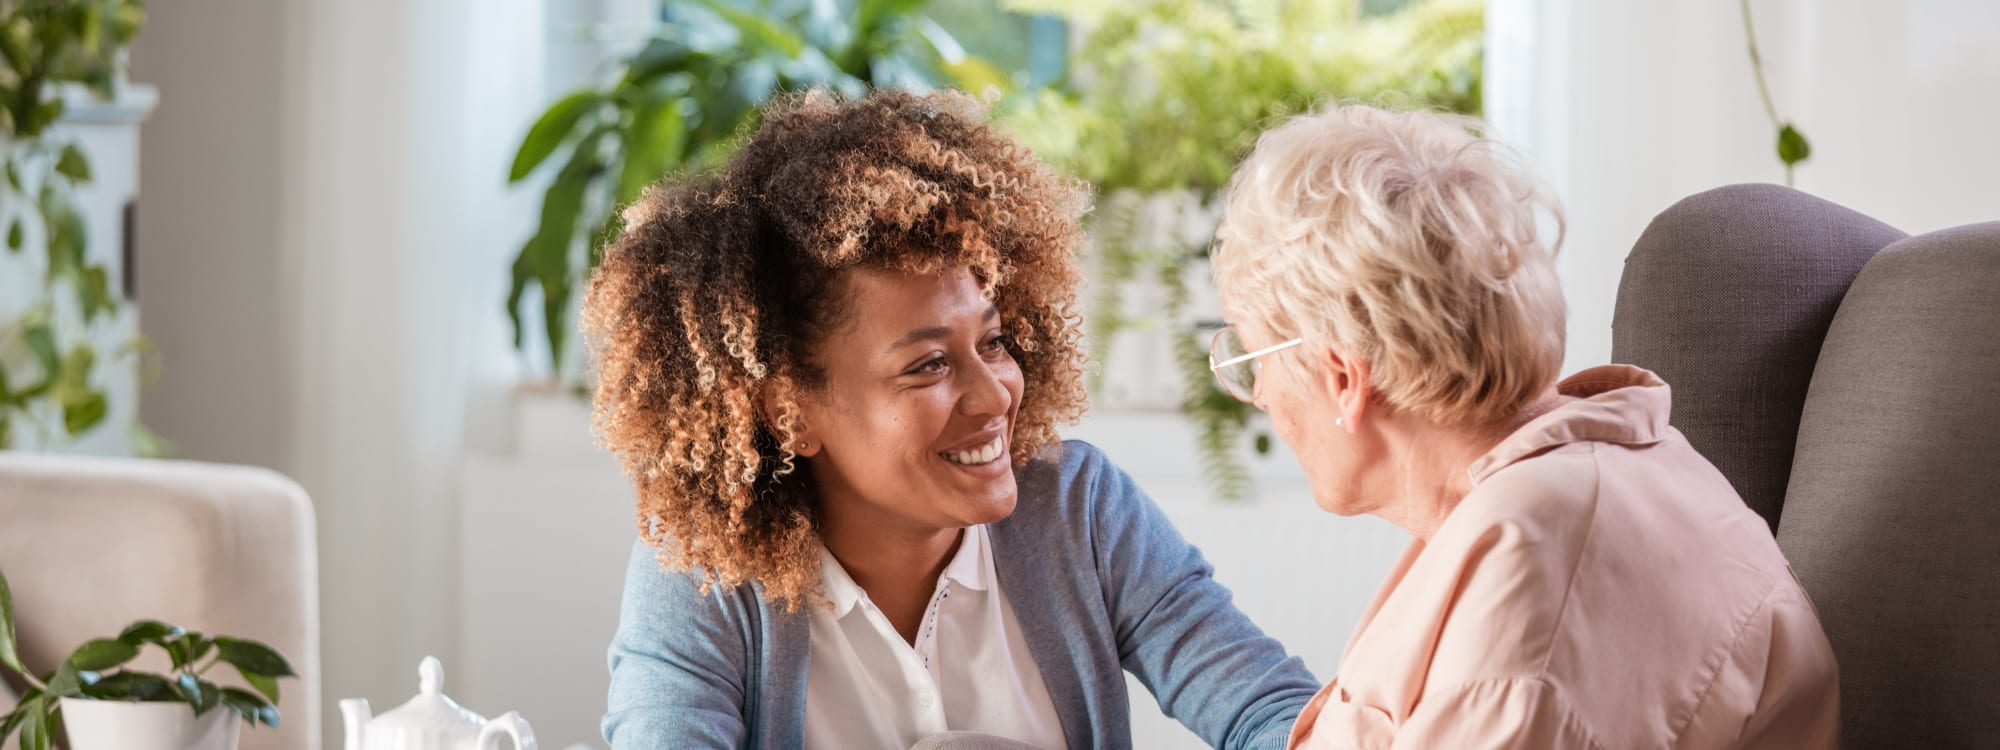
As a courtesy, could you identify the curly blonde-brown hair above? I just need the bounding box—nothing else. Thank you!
[581,88,1091,610]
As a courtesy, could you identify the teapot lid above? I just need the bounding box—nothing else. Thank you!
[370,656,487,733]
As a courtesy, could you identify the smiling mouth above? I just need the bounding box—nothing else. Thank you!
[940,435,1006,466]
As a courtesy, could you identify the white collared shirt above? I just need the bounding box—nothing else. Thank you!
[803,525,1067,750]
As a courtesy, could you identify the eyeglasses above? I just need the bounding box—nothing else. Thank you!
[1208,326,1304,402]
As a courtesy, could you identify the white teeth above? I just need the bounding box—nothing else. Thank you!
[942,436,1005,466]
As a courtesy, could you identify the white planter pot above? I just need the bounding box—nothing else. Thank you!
[58,698,240,750]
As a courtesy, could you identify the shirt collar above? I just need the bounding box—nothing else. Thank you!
[941,523,992,593]
[1466,364,1674,484]
[817,524,992,618]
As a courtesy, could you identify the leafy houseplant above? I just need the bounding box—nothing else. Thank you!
[0,569,296,750]
[0,0,157,452]
[996,0,1485,501]
[505,0,1006,378]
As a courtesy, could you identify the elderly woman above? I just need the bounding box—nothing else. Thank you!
[1208,104,1841,748]
[585,89,1318,750]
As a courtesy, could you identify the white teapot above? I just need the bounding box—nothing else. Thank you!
[340,656,538,750]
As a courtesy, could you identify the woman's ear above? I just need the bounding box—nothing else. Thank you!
[758,381,821,458]
[1316,348,1375,433]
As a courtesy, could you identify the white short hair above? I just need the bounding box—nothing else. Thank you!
[1213,103,1566,426]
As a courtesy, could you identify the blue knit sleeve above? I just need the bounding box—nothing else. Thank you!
[603,539,752,749]
[1071,441,1323,750]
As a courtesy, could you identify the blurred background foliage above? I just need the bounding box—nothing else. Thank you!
[505,0,1483,500]
[995,0,1483,501]
[0,0,153,452]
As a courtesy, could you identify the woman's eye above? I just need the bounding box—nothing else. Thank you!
[981,334,1012,356]
[910,356,948,375]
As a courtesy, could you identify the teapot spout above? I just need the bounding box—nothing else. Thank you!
[338,698,372,750]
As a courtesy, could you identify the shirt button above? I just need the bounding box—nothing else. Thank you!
[918,692,935,708]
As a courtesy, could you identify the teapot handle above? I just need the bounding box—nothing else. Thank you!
[477,711,538,750]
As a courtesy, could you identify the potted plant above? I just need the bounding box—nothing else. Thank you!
[0,0,163,454]
[0,569,295,750]
[503,0,1007,381]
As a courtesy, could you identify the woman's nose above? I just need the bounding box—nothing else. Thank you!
[959,358,1014,417]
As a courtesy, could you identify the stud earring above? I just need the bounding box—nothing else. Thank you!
[1335,417,1345,428]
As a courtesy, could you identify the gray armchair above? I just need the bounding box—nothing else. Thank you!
[0,453,322,750]
[1613,184,2000,748]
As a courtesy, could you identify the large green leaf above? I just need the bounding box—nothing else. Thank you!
[56,345,95,392]
[854,0,929,47]
[31,98,66,135]
[78,265,115,323]
[617,97,688,204]
[505,254,533,352]
[24,323,58,385]
[45,662,81,698]
[1777,123,1811,166]
[60,388,106,440]
[110,1,146,45]
[53,344,103,435]
[165,631,204,671]
[55,143,92,183]
[219,686,278,727]
[541,275,571,378]
[504,131,596,374]
[66,638,139,671]
[694,0,806,57]
[0,18,27,72]
[118,620,183,647]
[214,637,294,678]
[17,696,48,750]
[186,634,216,667]
[0,568,23,677]
[80,670,177,701]
[38,187,86,281]
[240,669,280,705]
[508,91,603,183]
[176,673,221,714]
[625,37,696,82]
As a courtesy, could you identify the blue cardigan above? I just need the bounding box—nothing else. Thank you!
[603,441,1320,749]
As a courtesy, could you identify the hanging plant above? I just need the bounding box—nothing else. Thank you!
[0,0,153,452]
[997,0,1484,501]
[1739,0,1810,185]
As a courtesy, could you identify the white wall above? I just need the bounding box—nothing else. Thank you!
[1491,0,2000,374]
[131,0,547,746]
[1788,1,2000,235]
[129,0,299,470]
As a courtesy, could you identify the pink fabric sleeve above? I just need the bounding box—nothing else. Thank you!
[1391,679,1603,750]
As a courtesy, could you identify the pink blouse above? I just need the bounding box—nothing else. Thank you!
[1290,365,1839,749]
